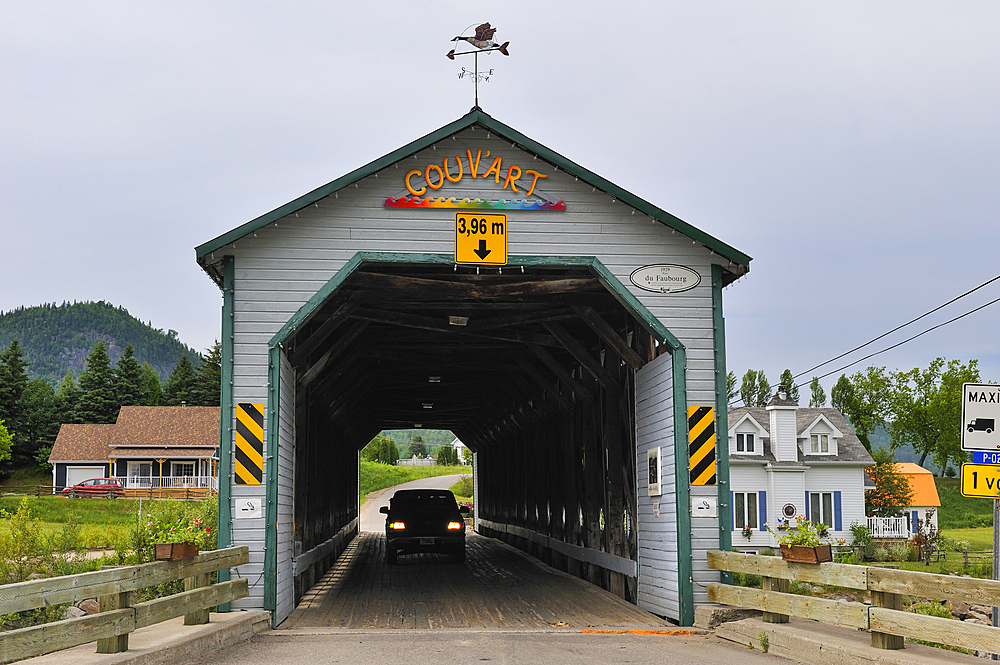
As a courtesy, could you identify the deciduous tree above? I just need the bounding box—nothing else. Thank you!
[778,369,799,403]
[809,377,826,407]
[865,447,913,517]
[739,369,772,407]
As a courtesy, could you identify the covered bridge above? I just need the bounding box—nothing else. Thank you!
[195,109,751,627]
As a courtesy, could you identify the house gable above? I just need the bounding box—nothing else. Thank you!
[728,413,767,456]
[799,414,843,456]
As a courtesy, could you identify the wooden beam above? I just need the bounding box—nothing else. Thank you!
[517,358,590,412]
[572,306,645,370]
[288,302,357,365]
[869,606,1000,654]
[706,582,868,630]
[350,272,603,300]
[706,550,867,589]
[543,322,619,392]
[351,307,452,333]
[297,320,370,388]
[466,308,578,331]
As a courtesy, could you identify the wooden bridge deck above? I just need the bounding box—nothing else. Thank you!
[281,532,671,630]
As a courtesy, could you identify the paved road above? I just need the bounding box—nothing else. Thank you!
[183,629,787,665]
[360,473,470,532]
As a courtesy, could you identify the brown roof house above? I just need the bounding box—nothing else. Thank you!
[49,406,220,496]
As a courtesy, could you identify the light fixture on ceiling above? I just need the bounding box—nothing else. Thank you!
[413,423,423,428]
[448,316,469,326]
[428,376,441,383]
[422,403,433,409]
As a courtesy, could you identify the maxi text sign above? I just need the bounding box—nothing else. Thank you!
[961,383,1000,452]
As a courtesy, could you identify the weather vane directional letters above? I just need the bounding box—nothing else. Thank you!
[446,22,509,109]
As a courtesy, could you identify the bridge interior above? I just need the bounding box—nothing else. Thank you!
[285,260,666,607]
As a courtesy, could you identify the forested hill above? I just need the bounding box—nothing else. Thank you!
[0,302,201,384]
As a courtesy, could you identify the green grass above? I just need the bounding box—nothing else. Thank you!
[937,477,993,529]
[359,462,470,501]
[0,495,140,526]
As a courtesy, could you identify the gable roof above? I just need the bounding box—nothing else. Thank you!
[195,108,752,286]
[110,406,218,449]
[48,407,219,464]
[895,463,942,507]
[49,424,115,463]
[727,406,874,465]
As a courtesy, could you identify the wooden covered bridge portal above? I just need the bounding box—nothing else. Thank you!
[195,109,751,628]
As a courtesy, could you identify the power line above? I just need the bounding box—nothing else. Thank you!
[792,273,1000,381]
[805,293,1000,384]
[728,286,1000,408]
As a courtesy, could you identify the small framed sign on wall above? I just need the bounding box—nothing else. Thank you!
[647,447,662,497]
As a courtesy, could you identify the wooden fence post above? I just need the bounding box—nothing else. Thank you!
[964,547,969,567]
[96,590,130,653]
[870,590,904,649]
[761,576,789,623]
[184,573,211,625]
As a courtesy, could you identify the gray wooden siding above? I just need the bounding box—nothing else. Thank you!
[275,351,296,623]
[224,130,729,613]
[635,353,678,620]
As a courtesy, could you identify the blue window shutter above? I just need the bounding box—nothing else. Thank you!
[834,491,842,531]
[804,492,810,521]
[911,510,919,534]
[730,492,735,531]
[758,491,767,531]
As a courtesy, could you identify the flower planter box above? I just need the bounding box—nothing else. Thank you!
[154,543,199,561]
[779,543,832,564]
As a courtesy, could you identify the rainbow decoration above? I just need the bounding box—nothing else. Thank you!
[384,196,566,211]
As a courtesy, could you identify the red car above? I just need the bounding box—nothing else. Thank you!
[62,478,125,498]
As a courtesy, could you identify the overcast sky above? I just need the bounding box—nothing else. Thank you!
[2,2,998,396]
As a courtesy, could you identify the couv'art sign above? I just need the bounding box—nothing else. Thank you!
[385,148,566,211]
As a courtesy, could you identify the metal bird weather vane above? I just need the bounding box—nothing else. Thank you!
[446,22,510,109]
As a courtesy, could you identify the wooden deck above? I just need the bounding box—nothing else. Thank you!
[281,532,671,630]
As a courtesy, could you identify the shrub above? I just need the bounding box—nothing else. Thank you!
[889,541,915,562]
[849,521,875,560]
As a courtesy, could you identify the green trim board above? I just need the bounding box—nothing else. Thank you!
[195,109,751,284]
[671,348,694,626]
[711,264,733,582]
[264,345,280,625]
[217,257,235,609]
[268,252,682,352]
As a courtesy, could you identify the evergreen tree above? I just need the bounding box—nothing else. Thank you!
[20,379,59,469]
[726,371,738,402]
[808,377,827,408]
[139,362,162,406]
[0,340,29,452]
[192,341,222,407]
[163,355,197,406]
[778,369,799,403]
[55,370,81,425]
[77,342,119,424]
[114,344,143,407]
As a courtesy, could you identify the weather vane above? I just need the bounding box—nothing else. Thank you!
[446,22,510,109]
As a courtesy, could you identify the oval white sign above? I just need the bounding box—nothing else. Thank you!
[629,264,701,294]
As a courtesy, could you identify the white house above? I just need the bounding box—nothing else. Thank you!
[728,393,874,550]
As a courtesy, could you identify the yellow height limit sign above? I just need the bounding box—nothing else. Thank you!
[455,212,507,265]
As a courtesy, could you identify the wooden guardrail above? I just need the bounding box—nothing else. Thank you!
[0,546,249,663]
[707,549,1000,654]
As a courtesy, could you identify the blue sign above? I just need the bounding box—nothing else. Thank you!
[973,452,1000,465]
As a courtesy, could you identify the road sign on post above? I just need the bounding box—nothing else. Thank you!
[962,383,1000,451]
[455,212,507,265]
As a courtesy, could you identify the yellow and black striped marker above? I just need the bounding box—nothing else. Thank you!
[235,402,264,485]
[688,406,716,486]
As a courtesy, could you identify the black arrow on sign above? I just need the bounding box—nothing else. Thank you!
[474,240,491,260]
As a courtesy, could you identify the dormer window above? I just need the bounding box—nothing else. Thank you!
[736,433,755,453]
[810,434,829,454]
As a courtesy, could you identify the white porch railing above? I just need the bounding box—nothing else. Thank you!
[115,476,219,492]
[867,515,909,539]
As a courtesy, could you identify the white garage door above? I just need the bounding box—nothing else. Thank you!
[66,466,106,486]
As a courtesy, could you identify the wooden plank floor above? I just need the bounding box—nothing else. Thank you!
[281,532,671,630]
